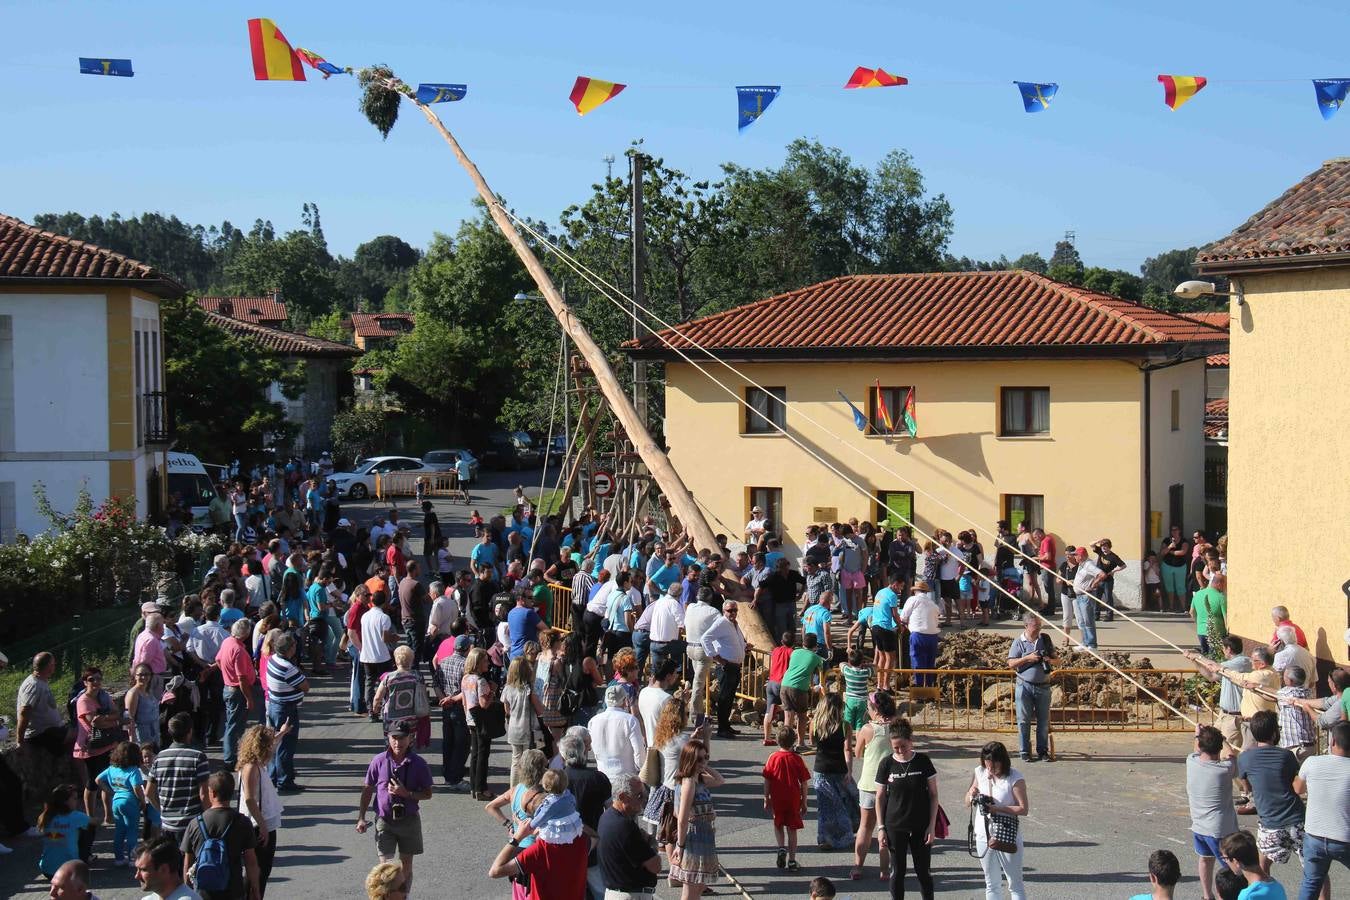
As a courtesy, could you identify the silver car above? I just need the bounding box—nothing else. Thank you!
[422,448,479,484]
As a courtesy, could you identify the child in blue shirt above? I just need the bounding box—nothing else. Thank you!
[96,741,146,865]
[37,784,90,877]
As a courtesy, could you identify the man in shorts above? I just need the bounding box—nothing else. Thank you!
[779,635,826,749]
[357,720,434,895]
[1235,710,1308,882]
[1186,725,1239,900]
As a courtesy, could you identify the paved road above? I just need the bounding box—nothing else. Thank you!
[0,472,1314,898]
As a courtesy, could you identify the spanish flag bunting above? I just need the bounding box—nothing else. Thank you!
[844,67,908,89]
[875,380,894,433]
[247,18,305,81]
[1158,74,1206,110]
[570,76,625,115]
[295,48,344,79]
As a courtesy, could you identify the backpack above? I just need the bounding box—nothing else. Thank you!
[379,670,429,724]
[558,659,594,717]
[193,813,232,892]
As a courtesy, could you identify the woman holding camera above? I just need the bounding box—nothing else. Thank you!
[964,741,1029,900]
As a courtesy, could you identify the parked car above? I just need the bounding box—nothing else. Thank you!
[480,431,543,470]
[422,448,480,483]
[545,435,566,467]
[329,455,427,500]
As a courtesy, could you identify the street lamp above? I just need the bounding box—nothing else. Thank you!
[1174,279,1245,306]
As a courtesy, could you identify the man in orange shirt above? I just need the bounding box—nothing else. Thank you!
[1268,605,1309,649]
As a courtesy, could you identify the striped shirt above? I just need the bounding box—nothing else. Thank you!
[571,570,595,606]
[266,654,307,705]
[1277,686,1316,748]
[146,743,209,831]
[841,664,871,701]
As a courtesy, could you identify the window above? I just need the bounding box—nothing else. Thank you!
[868,386,913,434]
[748,487,782,536]
[1003,494,1044,532]
[744,387,786,434]
[134,330,143,447]
[1168,484,1184,532]
[1000,387,1050,436]
[875,491,915,530]
[1170,389,1181,432]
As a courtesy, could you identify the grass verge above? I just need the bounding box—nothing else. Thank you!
[1,607,134,730]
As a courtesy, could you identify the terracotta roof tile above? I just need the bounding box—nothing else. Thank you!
[197,295,288,325]
[1181,311,1230,329]
[1206,353,1229,367]
[1204,398,1228,440]
[626,271,1227,357]
[203,311,361,359]
[0,213,185,297]
[349,312,414,338]
[1197,158,1350,264]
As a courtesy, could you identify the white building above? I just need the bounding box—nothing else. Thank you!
[0,214,184,540]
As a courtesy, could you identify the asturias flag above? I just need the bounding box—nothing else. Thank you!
[296,48,344,78]
[415,84,467,104]
[79,58,133,77]
[902,388,918,438]
[247,18,305,82]
[737,85,780,132]
[844,67,907,89]
[875,380,894,433]
[570,76,625,115]
[1015,81,1058,112]
[1158,74,1206,110]
[1313,79,1350,120]
[837,391,869,433]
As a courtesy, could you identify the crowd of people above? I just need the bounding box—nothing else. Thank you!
[4,468,1348,900]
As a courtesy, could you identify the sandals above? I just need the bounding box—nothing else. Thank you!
[879,869,891,881]
[849,868,863,880]
[786,860,800,871]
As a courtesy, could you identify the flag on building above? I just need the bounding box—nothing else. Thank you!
[844,67,907,89]
[875,380,894,433]
[296,48,344,78]
[415,83,467,104]
[1015,81,1058,112]
[247,18,306,81]
[837,391,869,432]
[79,58,133,77]
[570,76,625,115]
[1157,74,1206,109]
[1313,79,1350,120]
[737,85,780,131]
[902,388,918,437]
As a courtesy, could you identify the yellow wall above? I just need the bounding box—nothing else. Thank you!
[1226,269,1350,665]
[664,358,1157,564]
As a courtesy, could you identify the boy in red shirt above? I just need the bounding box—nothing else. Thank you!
[763,632,797,746]
[762,724,810,871]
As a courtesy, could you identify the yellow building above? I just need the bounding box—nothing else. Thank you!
[625,270,1227,607]
[1196,159,1350,668]
[0,214,185,538]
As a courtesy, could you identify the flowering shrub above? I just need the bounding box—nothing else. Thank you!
[0,485,177,644]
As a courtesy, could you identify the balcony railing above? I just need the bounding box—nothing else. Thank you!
[142,391,172,445]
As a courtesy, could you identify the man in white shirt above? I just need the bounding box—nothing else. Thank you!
[426,581,462,652]
[683,589,722,726]
[899,585,941,685]
[637,659,681,745]
[1272,626,1317,690]
[359,592,398,719]
[745,507,768,546]
[648,584,686,675]
[701,601,748,738]
[1071,547,1106,651]
[588,684,646,783]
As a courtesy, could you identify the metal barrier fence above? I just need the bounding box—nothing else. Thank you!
[374,471,468,502]
[548,583,576,634]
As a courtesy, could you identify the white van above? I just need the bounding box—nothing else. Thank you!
[167,452,216,530]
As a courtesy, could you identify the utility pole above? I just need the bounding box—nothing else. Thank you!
[631,152,648,427]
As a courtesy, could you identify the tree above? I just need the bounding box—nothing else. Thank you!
[1081,267,1144,301]
[335,234,421,310]
[1012,252,1048,274]
[306,309,351,344]
[1047,239,1084,283]
[330,401,397,467]
[161,296,300,459]
[221,207,343,323]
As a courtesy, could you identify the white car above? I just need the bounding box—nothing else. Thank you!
[329,456,427,500]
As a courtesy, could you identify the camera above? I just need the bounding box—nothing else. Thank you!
[973,794,995,813]
[389,776,406,820]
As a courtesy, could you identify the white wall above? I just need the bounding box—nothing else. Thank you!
[0,293,108,451]
[1147,359,1207,540]
[1,461,110,538]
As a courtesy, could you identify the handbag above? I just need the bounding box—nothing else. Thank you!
[477,700,507,740]
[934,804,950,840]
[640,746,663,787]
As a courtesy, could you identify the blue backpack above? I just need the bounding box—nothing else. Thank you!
[193,814,232,892]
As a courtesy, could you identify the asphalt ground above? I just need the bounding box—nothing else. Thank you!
[0,471,1315,899]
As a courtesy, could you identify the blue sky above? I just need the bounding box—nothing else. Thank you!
[1,0,1345,273]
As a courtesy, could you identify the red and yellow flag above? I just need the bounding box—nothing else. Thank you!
[248,18,305,82]
[1158,74,1206,110]
[845,67,908,89]
[875,380,894,433]
[570,76,625,115]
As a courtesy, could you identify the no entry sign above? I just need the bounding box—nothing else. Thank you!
[593,469,616,497]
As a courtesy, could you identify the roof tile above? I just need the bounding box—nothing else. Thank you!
[197,295,288,325]
[1197,159,1350,263]
[626,270,1227,355]
[1204,398,1228,439]
[349,312,414,338]
[0,213,184,297]
[203,311,361,359]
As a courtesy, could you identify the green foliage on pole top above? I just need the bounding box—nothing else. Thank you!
[358,65,412,139]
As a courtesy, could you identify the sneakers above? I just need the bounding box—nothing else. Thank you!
[776,848,787,869]
[19,826,39,839]
[1072,643,1087,652]
[444,782,470,793]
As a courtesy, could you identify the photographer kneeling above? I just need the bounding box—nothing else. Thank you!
[965,741,1029,900]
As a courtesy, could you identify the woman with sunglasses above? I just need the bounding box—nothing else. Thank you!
[73,667,121,822]
[669,738,725,900]
[124,664,161,747]
[365,860,409,900]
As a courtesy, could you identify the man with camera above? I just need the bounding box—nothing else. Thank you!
[357,720,434,897]
[1008,613,1059,762]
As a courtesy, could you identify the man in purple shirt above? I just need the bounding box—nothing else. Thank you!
[357,721,434,895]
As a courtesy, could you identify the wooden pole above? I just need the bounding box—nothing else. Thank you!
[559,400,603,527]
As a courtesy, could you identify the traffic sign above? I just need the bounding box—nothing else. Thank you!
[593,469,616,497]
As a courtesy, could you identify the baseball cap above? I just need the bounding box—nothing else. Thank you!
[337,518,352,527]
[389,719,416,737]
[454,635,471,653]
[141,601,159,614]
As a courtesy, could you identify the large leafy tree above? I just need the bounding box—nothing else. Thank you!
[161,296,301,459]
[1047,239,1084,283]
[222,205,341,324]
[335,234,421,311]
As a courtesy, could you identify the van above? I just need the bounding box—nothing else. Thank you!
[167,452,216,531]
